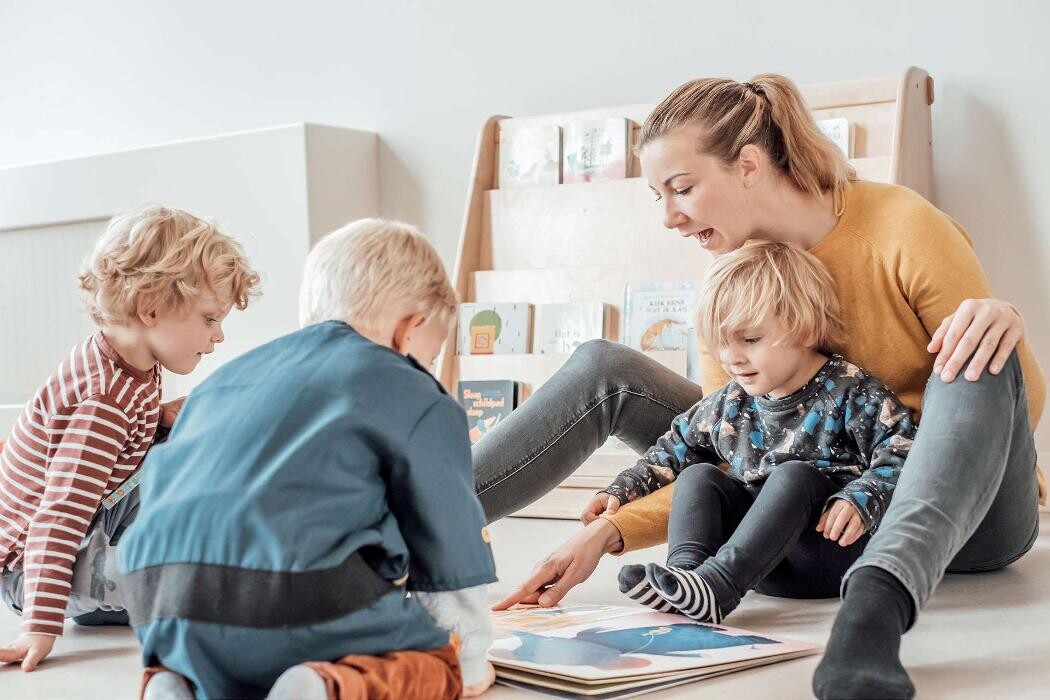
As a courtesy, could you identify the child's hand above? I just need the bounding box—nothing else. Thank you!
[817,500,866,546]
[462,662,496,697]
[0,633,56,671]
[160,397,186,428]
[580,492,620,525]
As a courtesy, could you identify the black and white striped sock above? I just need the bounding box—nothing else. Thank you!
[617,564,676,613]
[645,562,723,623]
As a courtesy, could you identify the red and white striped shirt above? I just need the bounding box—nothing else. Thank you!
[0,332,160,635]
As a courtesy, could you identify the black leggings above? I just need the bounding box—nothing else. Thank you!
[668,461,867,610]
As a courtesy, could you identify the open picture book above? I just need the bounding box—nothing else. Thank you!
[489,605,820,698]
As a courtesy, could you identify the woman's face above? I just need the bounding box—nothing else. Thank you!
[639,125,756,256]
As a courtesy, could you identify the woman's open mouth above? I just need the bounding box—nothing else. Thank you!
[697,228,714,244]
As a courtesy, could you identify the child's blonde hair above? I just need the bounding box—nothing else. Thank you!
[639,74,855,213]
[698,240,845,354]
[78,205,260,325]
[298,218,458,334]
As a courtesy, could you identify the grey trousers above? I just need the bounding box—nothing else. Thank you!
[1,487,140,619]
[473,340,1040,611]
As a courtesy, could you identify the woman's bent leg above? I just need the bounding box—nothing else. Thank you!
[815,351,1037,700]
[473,340,704,521]
[842,350,1037,613]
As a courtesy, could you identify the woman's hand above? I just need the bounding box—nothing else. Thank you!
[928,298,1025,382]
[816,500,865,547]
[492,519,624,610]
[0,633,56,671]
[580,492,620,525]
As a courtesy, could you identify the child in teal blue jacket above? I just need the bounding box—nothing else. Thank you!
[120,220,497,700]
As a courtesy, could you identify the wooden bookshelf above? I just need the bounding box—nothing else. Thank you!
[443,67,935,519]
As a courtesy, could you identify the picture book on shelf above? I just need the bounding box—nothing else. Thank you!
[499,124,562,189]
[563,118,630,184]
[815,117,853,158]
[622,281,700,381]
[535,302,609,354]
[457,380,521,444]
[457,303,533,355]
[489,604,820,698]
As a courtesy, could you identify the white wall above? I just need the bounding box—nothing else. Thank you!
[2,0,1049,449]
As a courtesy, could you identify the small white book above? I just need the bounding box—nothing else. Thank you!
[563,117,630,183]
[457,302,533,355]
[498,124,562,189]
[816,118,853,158]
[535,302,609,354]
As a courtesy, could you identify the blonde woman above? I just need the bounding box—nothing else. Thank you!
[481,75,1045,699]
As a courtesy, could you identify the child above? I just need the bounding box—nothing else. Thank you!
[0,206,259,670]
[119,219,498,700]
[583,240,916,623]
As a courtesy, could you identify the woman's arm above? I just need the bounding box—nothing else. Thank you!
[491,518,625,610]
[896,208,1045,416]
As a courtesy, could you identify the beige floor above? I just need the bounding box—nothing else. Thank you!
[2,512,1048,699]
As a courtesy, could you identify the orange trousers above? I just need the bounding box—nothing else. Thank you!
[141,642,461,700]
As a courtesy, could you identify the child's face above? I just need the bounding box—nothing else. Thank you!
[718,317,824,398]
[144,295,232,375]
[400,315,450,372]
[640,125,754,257]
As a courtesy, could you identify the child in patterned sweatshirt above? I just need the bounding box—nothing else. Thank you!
[0,206,259,670]
[121,219,497,700]
[584,240,916,624]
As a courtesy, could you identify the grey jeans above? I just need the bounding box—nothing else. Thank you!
[473,340,1040,612]
[1,487,140,619]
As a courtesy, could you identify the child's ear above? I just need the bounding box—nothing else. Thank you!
[137,307,159,328]
[391,313,427,353]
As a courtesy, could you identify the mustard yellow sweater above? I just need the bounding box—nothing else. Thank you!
[605,181,1047,552]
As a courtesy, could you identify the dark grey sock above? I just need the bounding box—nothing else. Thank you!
[618,564,674,613]
[813,566,915,699]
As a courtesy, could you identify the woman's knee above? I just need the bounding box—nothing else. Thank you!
[925,348,1023,398]
[570,339,636,370]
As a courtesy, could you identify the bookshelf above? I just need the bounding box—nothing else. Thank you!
[442,67,935,519]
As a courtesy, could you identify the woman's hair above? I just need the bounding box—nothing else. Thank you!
[639,74,855,210]
[79,205,260,325]
[698,239,845,354]
[298,218,458,334]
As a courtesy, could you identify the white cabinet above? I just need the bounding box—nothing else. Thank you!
[0,123,378,435]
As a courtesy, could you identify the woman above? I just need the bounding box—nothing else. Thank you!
[474,75,1044,700]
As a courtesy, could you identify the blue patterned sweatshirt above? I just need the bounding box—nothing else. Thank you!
[604,354,916,533]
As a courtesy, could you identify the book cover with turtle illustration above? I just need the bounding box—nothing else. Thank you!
[456,302,533,355]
